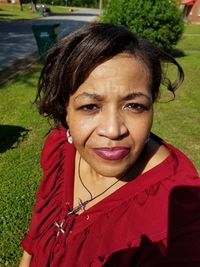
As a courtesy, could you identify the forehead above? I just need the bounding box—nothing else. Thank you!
[72,54,151,98]
[92,54,148,77]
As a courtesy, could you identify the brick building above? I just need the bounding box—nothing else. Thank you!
[177,0,200,23]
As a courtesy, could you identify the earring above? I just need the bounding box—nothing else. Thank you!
[67,129,73,144]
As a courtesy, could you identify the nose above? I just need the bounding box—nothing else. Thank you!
[96,108,128,140]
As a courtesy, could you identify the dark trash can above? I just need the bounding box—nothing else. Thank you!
[32,23,60,62]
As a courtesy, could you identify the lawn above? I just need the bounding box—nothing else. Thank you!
[184,23,200,34]
[0,3,71,20]
[0,66,50,266]
[152,24,200,169]
[0,23,200,266]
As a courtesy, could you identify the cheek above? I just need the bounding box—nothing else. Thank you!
[69,117,96,147]
[126,111,153,130]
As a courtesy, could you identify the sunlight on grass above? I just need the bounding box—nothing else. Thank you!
[0,65,51,265]
[184,23,200,34]
[0,3,40,19]
[152,24,200,170]
[153,54,200,169]
[177,35,200,51]
[0,3,71,20]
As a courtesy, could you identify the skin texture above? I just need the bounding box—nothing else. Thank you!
[19,251,32,267]
[66,54,170,207]
[67,54,153,180]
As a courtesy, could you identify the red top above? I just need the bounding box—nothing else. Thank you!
[21,125,200,267]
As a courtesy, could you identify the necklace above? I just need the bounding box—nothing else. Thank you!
[77,156,123,208]
[55,156,123,237]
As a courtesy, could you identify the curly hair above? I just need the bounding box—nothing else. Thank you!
[35,22,184,127]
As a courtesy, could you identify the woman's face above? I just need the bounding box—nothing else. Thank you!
[66,54,153,178]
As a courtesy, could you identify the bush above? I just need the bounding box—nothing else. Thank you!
[102,0,184,51]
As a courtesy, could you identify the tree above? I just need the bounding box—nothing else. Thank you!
[31,0,37,12]
[102,0,184,51]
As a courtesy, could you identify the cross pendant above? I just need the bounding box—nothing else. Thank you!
[78,198,87,211]
[67,199,89,215]
[55,220,65,237]
[54,199,90,237]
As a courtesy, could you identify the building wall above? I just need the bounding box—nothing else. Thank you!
[189,0,200,22]
[177,0,200,23]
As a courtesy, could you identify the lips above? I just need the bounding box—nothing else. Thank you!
[93,147,130,160]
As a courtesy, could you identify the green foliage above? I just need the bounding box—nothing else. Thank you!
[102,0,184,51]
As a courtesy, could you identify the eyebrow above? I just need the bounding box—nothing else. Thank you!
[74,92,104,101]
[74,91,152,102]
[124,92,152,101]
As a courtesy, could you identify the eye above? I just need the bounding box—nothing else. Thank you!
[124,103,149,112]
[80,104,99,112]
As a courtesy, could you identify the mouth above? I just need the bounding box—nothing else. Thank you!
[93,147,130,161]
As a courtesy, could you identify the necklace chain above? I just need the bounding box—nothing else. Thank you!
[64,156,123,215]
[54,156,123,237]
[78,156,122,204]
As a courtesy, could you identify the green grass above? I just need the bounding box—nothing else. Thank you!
[0,23,200,266]
[184,23,200,34]
[0,66,50,266]
[176,35,200,52]
[152,53,200,169]
[152,24,200,169]
[0,3,71,20]
[175,23,200,52]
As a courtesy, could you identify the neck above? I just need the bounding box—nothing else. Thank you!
[73,152,126,210]
[75,151,121,184]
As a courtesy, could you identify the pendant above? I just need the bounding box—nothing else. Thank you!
[55,220,65,237]
[68,198,90,215]
[78,198,86,211]
[54,199,90,237]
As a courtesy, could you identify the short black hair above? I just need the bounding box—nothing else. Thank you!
[36,22,184,127]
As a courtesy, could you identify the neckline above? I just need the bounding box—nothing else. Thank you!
[63,138,177,217]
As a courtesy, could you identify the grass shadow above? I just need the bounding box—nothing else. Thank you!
[170,48,186,58]
[0,52,40,87]
[0,125,30,153]
[0,13,14,17]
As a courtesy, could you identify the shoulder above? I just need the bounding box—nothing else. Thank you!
[36,124,75,197]
[42,125,67,149]
[40,125,68,169]
[144,133,199,180]
[144,136,170,172]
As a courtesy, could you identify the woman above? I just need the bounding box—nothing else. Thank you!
[19,23,200,266]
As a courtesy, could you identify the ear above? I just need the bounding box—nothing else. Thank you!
[65,102,69,123]
[66,113,69,125]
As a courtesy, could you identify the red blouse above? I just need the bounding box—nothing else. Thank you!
[21,125,200,267]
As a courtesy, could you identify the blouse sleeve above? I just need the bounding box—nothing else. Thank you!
[20,234,35,255]
[137,184,200,267]
[20,126,69,255]
[162,184,200,266]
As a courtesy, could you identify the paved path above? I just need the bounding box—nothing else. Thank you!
[0,8,98,71]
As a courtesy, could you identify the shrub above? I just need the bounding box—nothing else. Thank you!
[102,0,184,51]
